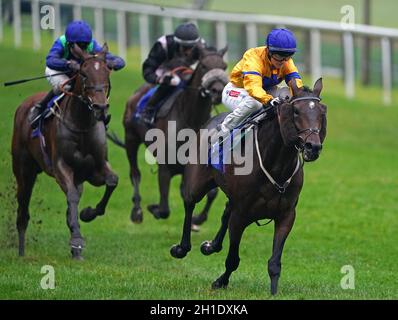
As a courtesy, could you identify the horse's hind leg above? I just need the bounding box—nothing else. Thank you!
[125,132,143,223]
[80,162,118,223]
[200,200,231,255]
[268,209,296,295]
[192,187,218,226]
[212,213,247,289]
[148,165,171,219]
[13,160,37,257]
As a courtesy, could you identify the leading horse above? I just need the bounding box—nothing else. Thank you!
[170,78,327,295]
[12,44,118,260]
[120,44,228,224]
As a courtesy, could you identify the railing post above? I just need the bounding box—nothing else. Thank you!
[246,22,257,49]
[343,32,355,99]
[116,10,127,61]
[73,4,82,21]
[310,29,321,85]
[0,0,3,43]
[381,37,392,106]
[13,0,21,47]
[162,16,173,35]
[139,14,150,64]
[53,2,61,39]
[31,0,41,51]
[216,21,228,62]
[94,7,104,45]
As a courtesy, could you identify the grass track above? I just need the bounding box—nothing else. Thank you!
[0,40,397,299]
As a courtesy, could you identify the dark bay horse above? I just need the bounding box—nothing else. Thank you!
[12,44,118,260]
[170,78,327,295]
[121,45,228,223]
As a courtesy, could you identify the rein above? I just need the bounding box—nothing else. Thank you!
[254,127,303,194]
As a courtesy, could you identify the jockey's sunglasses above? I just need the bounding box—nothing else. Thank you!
[271,53,293,62]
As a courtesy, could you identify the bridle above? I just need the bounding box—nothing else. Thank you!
[288,96,322,151]
[56,55,111,132]
[255,95,323,193]
[60,55,111,111]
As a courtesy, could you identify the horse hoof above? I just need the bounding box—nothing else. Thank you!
[211,277,228,289]
[130,207,143,224]
[80,207,97,223]
[70,244,84,260]
[270,276,279,295]
[200,240,222,256]
[170,244,190,259]
[148,204,170,219]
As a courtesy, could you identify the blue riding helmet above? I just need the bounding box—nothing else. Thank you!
[266,28,297,54]
[65,20,93,43]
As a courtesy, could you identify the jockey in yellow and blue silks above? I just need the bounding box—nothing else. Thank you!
[219,28,303,135]
[29,20,125,129]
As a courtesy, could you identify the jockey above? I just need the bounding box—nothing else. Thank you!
[218,28,303,136]
[139,22,204,126]
[28,20,125,129]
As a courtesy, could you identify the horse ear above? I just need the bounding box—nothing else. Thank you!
[313,77,323,97]
[196,41,206,57]
[102,42,109,54]
[218,45,228,57]
[71,43,87,60]
[289,78,300,97]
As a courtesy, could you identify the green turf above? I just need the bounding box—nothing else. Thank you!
[0,38,397,300]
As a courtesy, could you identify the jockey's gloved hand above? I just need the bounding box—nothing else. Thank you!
[106,60,116,70]
[264,97,282,109]
[68,60,80,72]
[159,74,181,86]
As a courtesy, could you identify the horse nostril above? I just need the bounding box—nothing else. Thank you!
[305,143,322,153]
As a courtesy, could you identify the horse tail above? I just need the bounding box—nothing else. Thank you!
[106,130,126,149]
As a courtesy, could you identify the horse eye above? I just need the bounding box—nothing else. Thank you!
[294,108,299,115]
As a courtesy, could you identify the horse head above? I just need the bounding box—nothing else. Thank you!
[193,43,229,105]
[69,43,111,122]
[278,78,327,162]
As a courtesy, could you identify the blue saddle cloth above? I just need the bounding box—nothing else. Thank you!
[133,81,188,121]
[134,86,159,118]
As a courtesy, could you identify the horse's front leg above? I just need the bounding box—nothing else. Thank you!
[54,159,84,259]
[80,161,118,223]
[192,187,218,226]
[268,209,296,295]
[170,200,194,258]
[148,165,171,219]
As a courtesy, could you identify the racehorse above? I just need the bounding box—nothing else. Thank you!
[170,78,327,295]
[118,44,228,224]
[12,44,117,260]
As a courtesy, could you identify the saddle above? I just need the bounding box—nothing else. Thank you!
[31,94,65,138]
[134,84,185,122]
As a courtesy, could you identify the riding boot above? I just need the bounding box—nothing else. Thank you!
[140,84,171,126]
[29,90,56,129]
